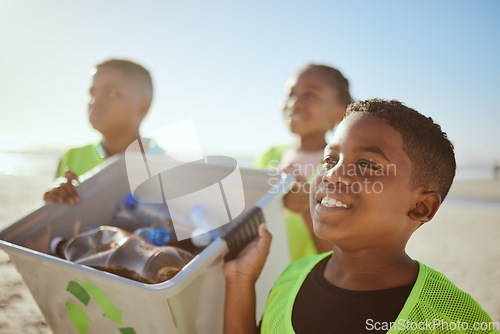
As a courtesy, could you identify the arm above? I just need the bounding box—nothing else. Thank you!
[283,175,332,254]
[43,169,80,205]
[223,224,272,334]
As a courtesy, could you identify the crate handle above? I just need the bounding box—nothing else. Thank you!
[221,207,265,261]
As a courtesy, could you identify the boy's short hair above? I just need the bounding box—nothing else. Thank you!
[95,59,153,101]
[300,64,353,108]
[346,99,456,201]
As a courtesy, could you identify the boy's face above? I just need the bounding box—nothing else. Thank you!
[310,113,420,251]
[88,66,148,136]
[283,68,345,138]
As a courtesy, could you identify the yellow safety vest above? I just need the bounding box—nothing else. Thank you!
[261,252,499,334]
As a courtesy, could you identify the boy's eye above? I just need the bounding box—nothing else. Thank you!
[303,91,316,99]
[322,156,338,168]
[357,160,383,175]
[107,90,117,97]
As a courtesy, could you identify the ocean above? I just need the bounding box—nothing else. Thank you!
[0,151,61,178]
[0,150,497,181]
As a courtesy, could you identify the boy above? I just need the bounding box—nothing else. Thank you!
[224,99,498,333]
[43,59,160,205]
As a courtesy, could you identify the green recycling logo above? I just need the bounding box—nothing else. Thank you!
[66,279,136,334]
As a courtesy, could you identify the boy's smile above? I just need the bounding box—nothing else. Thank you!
[310,112,419,251]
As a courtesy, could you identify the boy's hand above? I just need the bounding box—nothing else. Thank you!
[282,167,311,216]
[223,224,270,334]
[43,170,80,205]
[223,224,272,284]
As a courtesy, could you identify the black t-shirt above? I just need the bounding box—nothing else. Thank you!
[291,256,414,334]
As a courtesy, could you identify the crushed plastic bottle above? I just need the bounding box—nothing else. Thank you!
[50,225,193,284]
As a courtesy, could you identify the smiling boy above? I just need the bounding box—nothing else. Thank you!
[223,99,498,333]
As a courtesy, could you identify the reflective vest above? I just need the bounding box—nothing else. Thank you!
[261,253,499,334]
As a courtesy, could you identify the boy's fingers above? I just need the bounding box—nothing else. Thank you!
[59,183,79,205]
[281,166,307,185]
[64,170,79,183]
[43,191,61,203]
[281,165,306,184]
[233,224,271,259]
[258,223,271,238]
[256,224,272,256]
[43,180,80,205]
[294,174,307,186]
[235,238,259,258]
[280,165,295,174]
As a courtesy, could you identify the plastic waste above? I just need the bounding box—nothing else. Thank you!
[134,227,170,246]
[112,193,174,234]
[189,205,219,247]
[50,225,193,284]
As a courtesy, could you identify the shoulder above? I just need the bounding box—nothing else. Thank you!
[61,143,98,158]
[255,144,291,170]
[261,253,331,333]
[408,262,496,329]
[58,143,102,177]
[273,253,331,291]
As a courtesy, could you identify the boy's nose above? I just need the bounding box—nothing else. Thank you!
[322,163,353,187]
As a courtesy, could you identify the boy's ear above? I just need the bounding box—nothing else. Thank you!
[408,191,442,224]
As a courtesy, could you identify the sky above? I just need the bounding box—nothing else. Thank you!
[1,0,499,167]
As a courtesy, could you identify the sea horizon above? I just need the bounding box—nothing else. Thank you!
[0,149,498,182]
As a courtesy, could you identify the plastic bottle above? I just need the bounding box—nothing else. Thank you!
[50,225,193,284]
[134,227,170,246]
[189,205,219,247]
[51,225,130,261]
[112,193,174,234]
[103,237,193,283]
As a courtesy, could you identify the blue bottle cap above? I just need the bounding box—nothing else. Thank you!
[123,193,138,209]
[151,229,170,246]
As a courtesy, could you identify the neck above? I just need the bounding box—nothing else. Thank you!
[295,132,327,152]
[101,130,141,157]
[324,246,418,291]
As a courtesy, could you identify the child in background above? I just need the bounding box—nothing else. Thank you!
[255,64,352,261]
[225,99,499,333]
[43,59,161,205]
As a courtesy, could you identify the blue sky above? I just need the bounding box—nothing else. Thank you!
[1,0,499,166]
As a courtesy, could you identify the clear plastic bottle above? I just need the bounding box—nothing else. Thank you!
[51,225,129,261]
[189,205,219,247]
[112,193,175,235]
[103,237,193,283]
[50,225,193,284]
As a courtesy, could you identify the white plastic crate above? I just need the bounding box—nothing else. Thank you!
[0,155,293,334]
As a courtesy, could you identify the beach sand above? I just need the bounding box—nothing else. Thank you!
[0,173,499,333]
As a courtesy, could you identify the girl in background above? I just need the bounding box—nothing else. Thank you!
[255,64,352,261]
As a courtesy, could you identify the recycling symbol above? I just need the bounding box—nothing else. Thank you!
[66,279,136,334]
